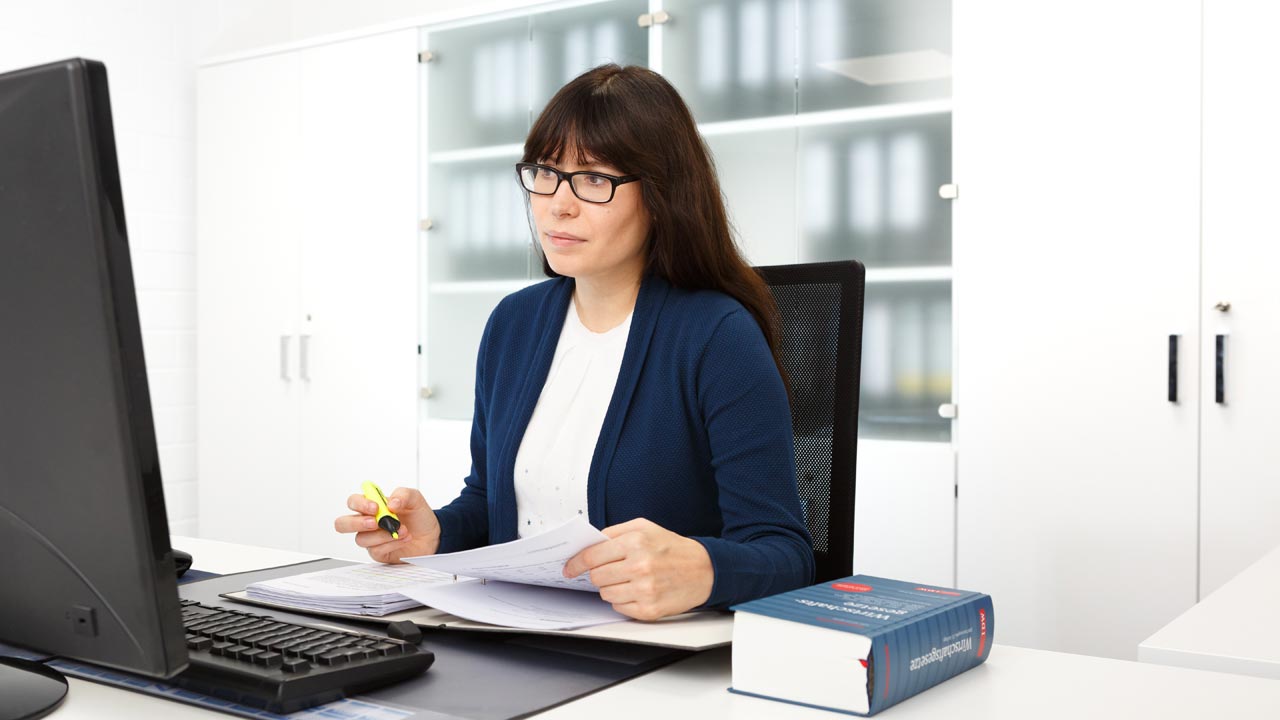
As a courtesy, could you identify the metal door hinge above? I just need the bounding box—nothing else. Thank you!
[420,387,434,399]
[638,10,671,27]
[419,218,434,231]
[418,51,434,63]
[938,403,958,419]
[939,183,959,200]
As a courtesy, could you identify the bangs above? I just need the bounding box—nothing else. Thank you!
[522,76,638,172]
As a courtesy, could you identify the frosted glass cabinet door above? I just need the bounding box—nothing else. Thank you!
[530,0,649,116]
[857,281,950,441]
[425,18,532,152]
[705,128,799,267]
[798,0,951,113]
[427,158,533,283]
[797,114,951,267]
[661,0,798,122]
[425,288,514,419]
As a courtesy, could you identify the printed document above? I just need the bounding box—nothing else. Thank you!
[402,515,608,591]
[401,580,628,630]
[244,517,616,626]
[245,562,455,615]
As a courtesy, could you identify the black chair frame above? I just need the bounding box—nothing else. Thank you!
[756,260,865,584]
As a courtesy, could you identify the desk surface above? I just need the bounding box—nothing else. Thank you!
[1140,544,1280,680]
[46,536,1280,719]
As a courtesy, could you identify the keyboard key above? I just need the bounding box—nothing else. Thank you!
[211,624,256,641]
[300,644,339,661]
[228,628,274,643]
[317,650,351,666]
[222,644,250,659]
[270,628,313,642]
[282,658,311,673]
[255,652,283,668]
[239,648,266,662]
[281,630,324,645]
[187,637,213,652]
[274,639,314,654]
[249,634,286,649]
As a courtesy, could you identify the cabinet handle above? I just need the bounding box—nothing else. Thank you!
[1215,334,1225,404]
[280,336,291,381]
[1168,335,1178,403]
[300,334,312,382]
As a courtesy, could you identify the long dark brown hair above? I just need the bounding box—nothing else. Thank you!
[522,64,788,387]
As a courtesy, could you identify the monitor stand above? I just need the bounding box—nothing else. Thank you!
[0,657,68,720]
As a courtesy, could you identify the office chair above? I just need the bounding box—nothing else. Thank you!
[755,261,865,584]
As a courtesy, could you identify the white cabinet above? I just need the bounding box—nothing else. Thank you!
[955,0,1280,661]
[953,0,1203,660]
[1199,0,1280,597]
[197,30,420,557]
[197,52,304,553]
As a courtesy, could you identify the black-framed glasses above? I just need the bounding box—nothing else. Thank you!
[516,162,641,204]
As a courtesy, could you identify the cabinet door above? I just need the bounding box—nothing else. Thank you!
[296,30,421,559]
[660,0,797,122]
[196,55,302,550]
[854,440,955,587]
[1199,0,1280,597]
[953,1,1201,659]
[422,17,536,420]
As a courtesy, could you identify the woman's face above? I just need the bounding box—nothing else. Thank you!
[530,156,651,286]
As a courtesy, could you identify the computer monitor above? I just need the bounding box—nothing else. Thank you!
[0,59,188,718]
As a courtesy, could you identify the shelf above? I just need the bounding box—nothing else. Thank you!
[429,279,540,295]
[429,143,523,164]
[864,266,952,283]
[699,99,952,137]
[426,268,948,295]
[424,100,952,164]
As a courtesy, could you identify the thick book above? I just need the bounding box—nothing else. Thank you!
[729,575,994,716]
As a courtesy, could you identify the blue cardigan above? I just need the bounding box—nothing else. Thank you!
[433,273,814,609]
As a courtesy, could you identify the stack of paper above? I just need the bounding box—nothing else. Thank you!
[398,518,626,629]
[244,517,628,629]
[245,562,455,616]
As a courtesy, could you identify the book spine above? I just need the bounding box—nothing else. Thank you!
[867,594,994,715]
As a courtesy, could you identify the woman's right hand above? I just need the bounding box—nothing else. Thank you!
[333,487,441,563]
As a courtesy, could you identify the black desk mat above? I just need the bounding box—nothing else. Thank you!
[180,559,691,719]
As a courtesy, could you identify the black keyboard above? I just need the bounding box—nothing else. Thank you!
[172,599,434,713]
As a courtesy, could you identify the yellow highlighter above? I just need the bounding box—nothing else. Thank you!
[361,481,401,539]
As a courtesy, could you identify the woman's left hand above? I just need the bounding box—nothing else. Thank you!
[562,518,714,621]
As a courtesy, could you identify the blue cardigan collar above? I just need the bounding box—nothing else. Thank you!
[489,273,673,540]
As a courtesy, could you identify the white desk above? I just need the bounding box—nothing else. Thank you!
[1140,544,1280,681]
[47,537,1280,719]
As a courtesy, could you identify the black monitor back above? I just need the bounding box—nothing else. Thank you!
[0,58,187,678]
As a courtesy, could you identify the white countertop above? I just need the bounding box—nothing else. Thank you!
[1140,543,1280,680]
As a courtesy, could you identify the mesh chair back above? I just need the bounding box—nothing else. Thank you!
[756,261,864,583]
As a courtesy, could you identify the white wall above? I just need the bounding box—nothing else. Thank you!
[199,0,558,59]
[0,1,219,536]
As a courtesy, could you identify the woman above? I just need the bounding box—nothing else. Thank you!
[335,64,813,620]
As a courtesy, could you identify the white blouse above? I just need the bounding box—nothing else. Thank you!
[513,298,632,538]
